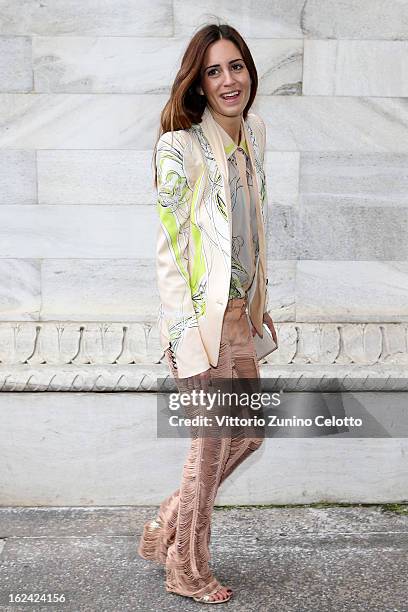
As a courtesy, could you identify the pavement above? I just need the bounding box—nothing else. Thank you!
[0,505,407,612]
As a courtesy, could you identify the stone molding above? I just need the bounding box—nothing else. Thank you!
[0,321,407,391]
[0,364,407,393]
[0,321,406,366]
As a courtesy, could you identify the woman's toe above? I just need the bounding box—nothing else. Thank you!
[216,587,231,601]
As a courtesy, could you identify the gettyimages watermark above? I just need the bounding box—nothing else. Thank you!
[156,377,408,438]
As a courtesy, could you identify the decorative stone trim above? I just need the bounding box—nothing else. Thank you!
[0,364,407,392]
[0,322,407,391]
[0,322,406,366]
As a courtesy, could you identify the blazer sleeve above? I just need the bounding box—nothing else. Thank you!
[155,130,211,379]
[262,117,270,316]
[254,115,270,316]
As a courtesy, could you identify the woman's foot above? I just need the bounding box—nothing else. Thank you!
[194,585,233,603]
[166,568,233,604]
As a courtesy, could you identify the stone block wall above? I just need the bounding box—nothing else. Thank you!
[0,1,407,383]
[1,1,408,504]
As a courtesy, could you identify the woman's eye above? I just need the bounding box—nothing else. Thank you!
[207,63,244,77]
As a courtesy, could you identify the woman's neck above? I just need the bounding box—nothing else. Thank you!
[208,107,242,145]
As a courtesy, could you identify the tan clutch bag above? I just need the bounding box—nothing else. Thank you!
[253,322,278,360]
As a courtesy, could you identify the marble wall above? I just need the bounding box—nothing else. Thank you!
[0,1,408,371]
[1,1,408,504]
[1,392,408,505]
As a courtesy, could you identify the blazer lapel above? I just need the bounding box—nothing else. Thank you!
[200,105,265,231]
[198,106,233,253]
[192,106,267,334]
[200,105,229,183]
[244,118,267,334]
[241,115,267,286]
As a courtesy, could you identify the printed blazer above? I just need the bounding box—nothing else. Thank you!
[155,104,269,379]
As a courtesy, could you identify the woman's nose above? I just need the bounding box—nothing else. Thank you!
[222,71,236,86]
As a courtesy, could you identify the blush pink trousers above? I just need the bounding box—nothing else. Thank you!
[138,296,265,599]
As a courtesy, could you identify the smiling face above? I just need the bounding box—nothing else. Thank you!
[198,38,252,120]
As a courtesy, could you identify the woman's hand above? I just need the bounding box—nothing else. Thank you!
[250,312,278,345]
[263,312,278,345]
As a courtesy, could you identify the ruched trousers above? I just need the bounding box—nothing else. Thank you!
[138,296,265,599]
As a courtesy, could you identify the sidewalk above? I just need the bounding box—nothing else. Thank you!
[0,505,407,611]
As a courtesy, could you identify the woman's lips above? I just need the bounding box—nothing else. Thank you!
[220,90,241,104]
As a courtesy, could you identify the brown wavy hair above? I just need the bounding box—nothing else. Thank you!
[152,22,258,188]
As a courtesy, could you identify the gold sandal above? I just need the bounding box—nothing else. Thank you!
[193,587,233,604]
[166,586,233,605]
[166,568,232,605]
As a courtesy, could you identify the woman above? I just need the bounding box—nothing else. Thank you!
[138,23,278,604]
